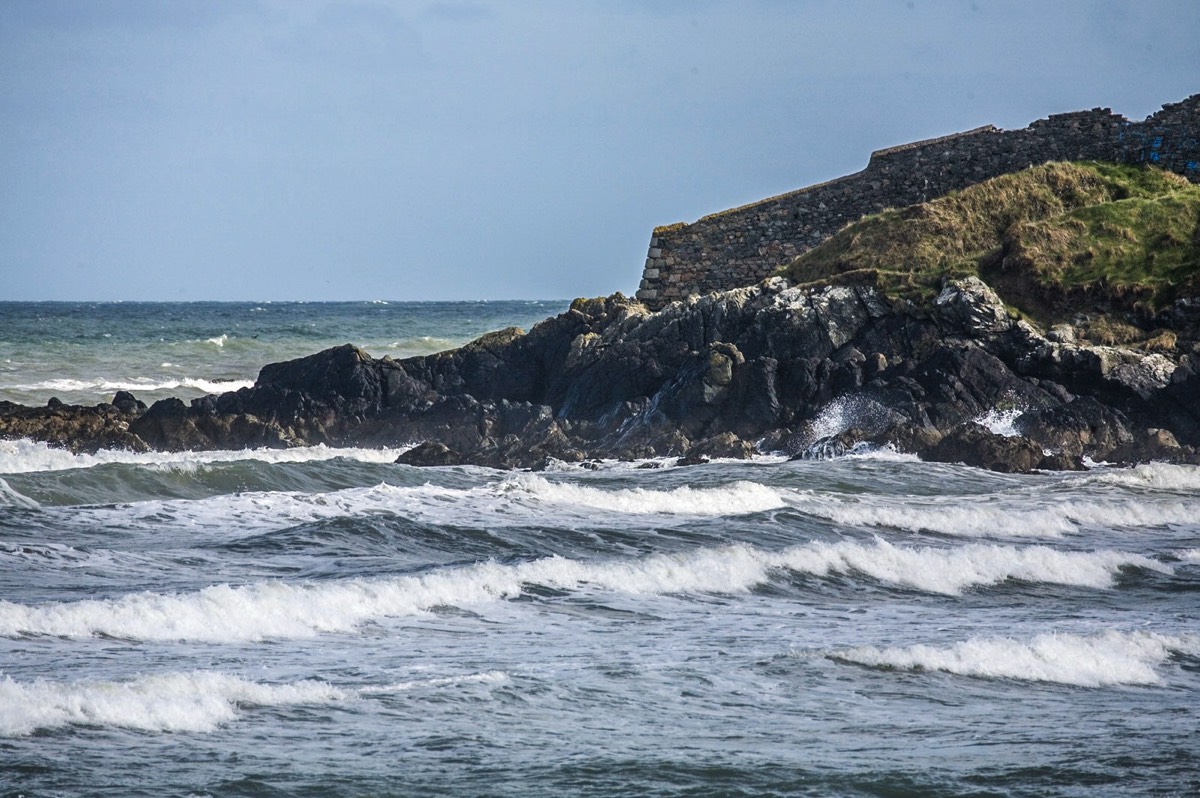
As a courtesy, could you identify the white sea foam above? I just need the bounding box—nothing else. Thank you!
[360,671,508,694]
[974,407,1025,437]
[0,438,407,475]
[0,671,347,736]
[784,490,1200,538]
[769,539,1168,594]
[380,336,457,350]
[0,541,1164,642]
[40,475,788,538]
[831,630,1200,686]
[1085,462,1200,492]
[205,334,228,347]
[5,376,255,396]
[516,475,785,516]
[1176,548,1200,564]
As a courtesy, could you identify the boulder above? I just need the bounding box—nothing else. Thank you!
[396,442,462,467]
[926,423,1046,473]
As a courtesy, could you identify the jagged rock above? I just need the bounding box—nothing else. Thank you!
[1015,397,1133,460]
[683,432,754,461]
[934,277,1013,337]
[3,274,1199,474]
[926,423,1046,473]
[111,391,146,413]
[0,399,148,454]
[1106,428,1189,465]
[396,442,462,467]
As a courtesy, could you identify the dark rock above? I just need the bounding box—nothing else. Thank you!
[675,453,710,467]
[0,399,148,453]
[111,391,146,413]
[683,432,754,461]
[1036,450,1087,471]
[926,423,1046,473]
[1107,428,1185,465]
[884,423,945,456]
[396,442,462,467]
[5,275,1199,474]
[1015,397,1133,460]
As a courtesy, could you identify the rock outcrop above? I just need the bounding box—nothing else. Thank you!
[7,276,1199,473]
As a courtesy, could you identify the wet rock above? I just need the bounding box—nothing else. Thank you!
[396,442,462,467]
[111,391,146,414]
[1036,450,1087,471]
[1106,427,1186,465]
[926,423,1046,473]
[1015,397,1133,460]
[5,275,1199,475]
[683,432,754,461]
[0,399,148,454]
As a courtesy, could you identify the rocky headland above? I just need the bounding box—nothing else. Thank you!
[4,162,1199,473]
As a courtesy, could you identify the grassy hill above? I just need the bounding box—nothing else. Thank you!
[778,162,1200,333]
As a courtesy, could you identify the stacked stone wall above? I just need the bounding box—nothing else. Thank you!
[636,95,1200,309]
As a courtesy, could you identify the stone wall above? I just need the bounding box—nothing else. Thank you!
[636,95,1200,309]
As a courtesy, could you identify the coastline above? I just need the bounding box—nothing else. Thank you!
[4,276,1197,474]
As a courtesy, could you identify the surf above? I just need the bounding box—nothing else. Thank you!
[0,540,1168,642]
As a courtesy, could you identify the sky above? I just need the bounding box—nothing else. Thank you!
[2,1,1198,302]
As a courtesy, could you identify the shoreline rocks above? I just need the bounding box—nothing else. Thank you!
[3,277,1199,473]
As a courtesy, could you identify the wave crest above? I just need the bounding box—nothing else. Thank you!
[0,671,345,736]
[830,630,1199,686]
[0,541,1164,642]
[787,491,1200,537]
[0,439,407,475]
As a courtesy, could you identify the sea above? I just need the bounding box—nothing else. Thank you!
[1,301,1198,798]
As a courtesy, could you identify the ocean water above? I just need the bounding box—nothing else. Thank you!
[1,303,1198,797]
[0,301,565,407]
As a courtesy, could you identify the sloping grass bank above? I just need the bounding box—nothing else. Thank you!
[778,162,1200,329]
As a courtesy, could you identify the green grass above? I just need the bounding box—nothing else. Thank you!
[1004,190,1200,303]
[777,162,1200,324]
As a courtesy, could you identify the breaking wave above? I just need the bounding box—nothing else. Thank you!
[516,475,786,515]
[786,490,1200,537]
[831,629,1200,686]
[4,376,255,396]
[1084,462,1200,492]
[0,477,39,508]
[0,671,346,736]
[21,475,789,537]
[0,438,408,475]
[0,541,1165,642]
